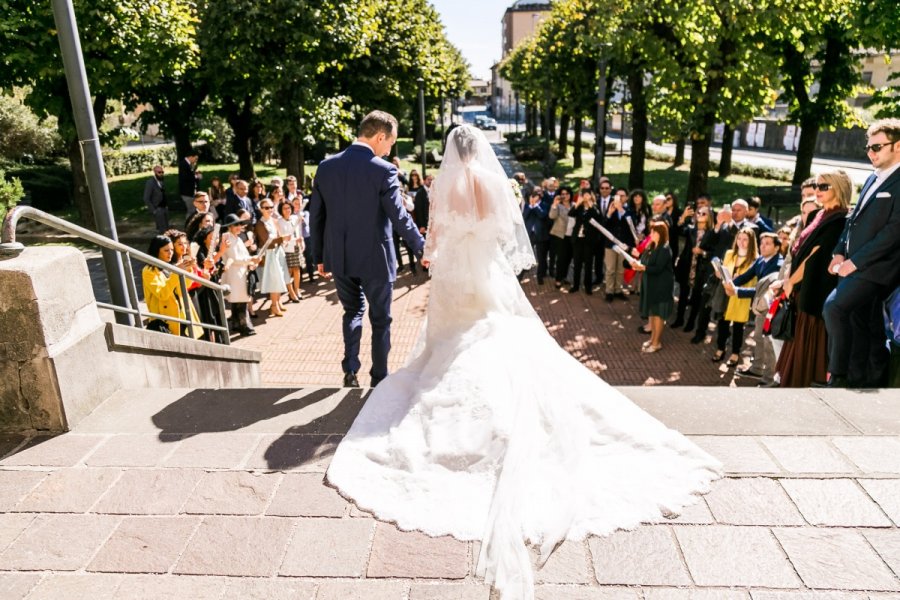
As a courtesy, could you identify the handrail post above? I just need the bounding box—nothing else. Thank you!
[216,290,231,346]
[177,274,195,338]
[121,252,143,328]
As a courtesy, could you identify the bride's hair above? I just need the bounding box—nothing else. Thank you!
[451,125,480,162]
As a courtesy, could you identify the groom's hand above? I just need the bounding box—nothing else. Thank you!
[317,263,332,279]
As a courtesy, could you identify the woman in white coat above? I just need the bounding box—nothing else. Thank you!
[220,213,261,336]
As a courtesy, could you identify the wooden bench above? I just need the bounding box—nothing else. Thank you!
[754,185,801,225]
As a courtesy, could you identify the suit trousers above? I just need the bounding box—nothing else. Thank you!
[604,248,625,294]
[823,276,890,385]
[152,206,170,233]
[334,275,393,380]
[532,240,549,280]
[551,236,572,283]
[751,314,777,382]
[182,195,195,215]
[571,237,594,291]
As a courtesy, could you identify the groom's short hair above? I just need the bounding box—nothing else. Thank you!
[359,111,398,139]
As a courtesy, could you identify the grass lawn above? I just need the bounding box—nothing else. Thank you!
[522,149,795,214]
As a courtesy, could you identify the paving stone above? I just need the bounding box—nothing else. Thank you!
[25,574,122,600]
[750,592,869,599]
[0,434,25,458]
[644,590,750,600]
[0,572,42,600]
[246,433,339,472]
[589,526,690,585]
[85,434,181,467]
[174,516,294,577]
[859,479,900,526]
[164,433,259,469]
[0,434,103,467]
[0,513,34,553]
[0,513,119,570]
[92,469,201,514]
[688,436,781,474]
[0,470,47,511]
[863,529,900,579]
[704,477,804,525]
[266,472,348,517]
[780,479,892,527]
[367,522,468,579]
[774,528,899,591]
[675,525,801,587]
[314,580,408,600]
[409,583,492,600]
[182,471,280,515]
[832,437,900,474]
[13,468,121,513]
[759,437,857,474]
[88,516,200,573]
[534,586,639,600]
[816,389,900,434]
[113,574,227,599]
[221,577,317,600]
[280,517,374,577]
[534,540,592,584]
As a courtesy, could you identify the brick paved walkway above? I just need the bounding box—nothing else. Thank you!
[232,268,754,388]
[1,386,898,599]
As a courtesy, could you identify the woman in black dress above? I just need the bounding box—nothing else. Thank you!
[635,221,674,353]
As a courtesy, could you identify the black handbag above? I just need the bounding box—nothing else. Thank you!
[770,295,796,341]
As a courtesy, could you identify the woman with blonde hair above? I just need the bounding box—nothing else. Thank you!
[774,170,851,386]
[713,227,758,365]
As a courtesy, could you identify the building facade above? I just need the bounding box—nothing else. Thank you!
[491,0,551,118]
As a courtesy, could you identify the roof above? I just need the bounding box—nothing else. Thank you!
[508,0,551,11]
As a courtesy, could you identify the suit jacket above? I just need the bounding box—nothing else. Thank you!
[570,204,602,244]
[523,200,550,243]
[833,167,900,287]
[732,254,784,299]
[310,144,424,282]
[602,207,634,250]
[143,176,167,210]
[224,194,255,224]
[413,186,430,231]
[178,158,200,197]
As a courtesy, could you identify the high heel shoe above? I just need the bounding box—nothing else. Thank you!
[712,350,725,362]
[725,354,740,367]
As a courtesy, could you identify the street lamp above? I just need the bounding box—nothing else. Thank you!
[592,43,613,188]
[417,77,426,177]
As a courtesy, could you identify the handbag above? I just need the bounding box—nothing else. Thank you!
[884,285,900,345]
[767,293,796,341]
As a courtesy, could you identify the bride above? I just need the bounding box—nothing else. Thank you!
[326,125,721,600]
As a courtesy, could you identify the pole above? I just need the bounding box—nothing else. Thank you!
[515,92,520,134]
[439,94,445,151]
[593,55,609,187]
[417,77,426,177]
[51,0,132,325]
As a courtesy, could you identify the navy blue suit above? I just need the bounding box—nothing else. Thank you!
[731,254,783,298]
[310,143,425,381]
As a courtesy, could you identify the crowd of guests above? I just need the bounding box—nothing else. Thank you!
[512,117,900,388]
[142,170,316,341]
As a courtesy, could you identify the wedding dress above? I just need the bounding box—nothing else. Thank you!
[326,125,721,600]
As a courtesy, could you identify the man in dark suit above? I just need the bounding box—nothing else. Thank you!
[143,165,169,233]
[310,110,425,388]
[179,149,202,215]
[413,174,432,235]
[223,180,255,225]
[824,119,900,387]
[523,188,551,284]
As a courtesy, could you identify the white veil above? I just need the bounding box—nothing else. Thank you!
[423,125,536,274]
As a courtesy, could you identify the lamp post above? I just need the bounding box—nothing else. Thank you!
[592,44,612,188]
[417,77,426,177]
[515,91,520,134]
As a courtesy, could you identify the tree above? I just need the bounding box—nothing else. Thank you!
[868,71,900,119]
[0,0,200,226]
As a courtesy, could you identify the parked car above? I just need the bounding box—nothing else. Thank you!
[473,115,487,128]
[479,118,498,131]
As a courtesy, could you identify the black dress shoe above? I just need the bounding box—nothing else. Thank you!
[689,334,704,344]
[343,372,359,387]
[757,381,779,388]
[568,286,578,293]
[605,293,614,303]
[683,322,696,333]
[670,318,684,329]
[370,376,384,387]
[826,375,850,388]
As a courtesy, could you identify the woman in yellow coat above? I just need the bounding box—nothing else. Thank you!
[143,235,202,338]
[713,227,758,365]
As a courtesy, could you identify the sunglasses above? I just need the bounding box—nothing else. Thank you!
[864,141,896,153]
[811,183,832,191]
[260,205,274,210]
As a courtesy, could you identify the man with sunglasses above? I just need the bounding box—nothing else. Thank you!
[823,118,900,387]
[310,110,425,388]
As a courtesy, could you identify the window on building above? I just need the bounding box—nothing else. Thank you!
[862,71,873,85]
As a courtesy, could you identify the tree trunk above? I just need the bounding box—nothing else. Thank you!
[282,135,302,180]
[223,97,255,180]
[539,101,547,139]
[172,126,193,162]
[687,135,712,202]
[627,69,647,191]
[558,112,570,158]
[548,99,557,142]
[573,114,583,169]
[67,138,93,228]
[793,118,819,186]
[674,137,686,167]
[718,124,734,178]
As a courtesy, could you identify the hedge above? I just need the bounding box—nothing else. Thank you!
[644,147,794,182]
[5,163,73,212]
[102,145,179,177]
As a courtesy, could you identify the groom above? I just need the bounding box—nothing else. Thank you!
[310,110,426,388]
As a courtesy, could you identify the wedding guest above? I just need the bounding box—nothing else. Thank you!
[407,170,424,196]
[523,188,550,284]
[569,189,602,295]
[143,234,201,338]
[220,213,260,336]
[278,201,303,302]
[143,165,170,233]
[292,195,315,282]
[674,205,715,331]
[209,176,226,222]
[184,192,211,228]
[627,189,651,240]
[185,210,214,245]
[747,196,774,233]
[192,226,228,343]
[775,170,851,386]
[235,209,260,318]
[549,186,574,288]
[664,191,683,261]
[634,221,674,353]
[603,187,633,301]
[254,198,288,317]
[713,227,758,365]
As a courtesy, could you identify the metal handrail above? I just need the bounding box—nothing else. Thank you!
[1,205,232,344]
